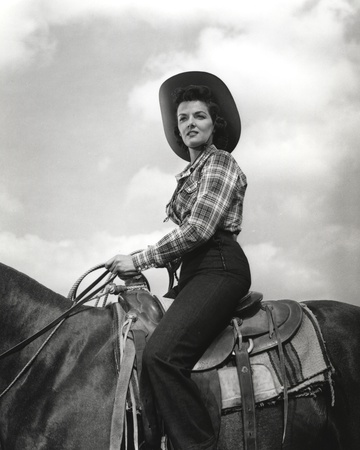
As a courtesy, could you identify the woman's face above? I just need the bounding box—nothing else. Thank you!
[177,100,214,149]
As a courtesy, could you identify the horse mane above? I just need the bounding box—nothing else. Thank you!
[0,262,71,309]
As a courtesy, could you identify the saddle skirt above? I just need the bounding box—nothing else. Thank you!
[215,304,334,409]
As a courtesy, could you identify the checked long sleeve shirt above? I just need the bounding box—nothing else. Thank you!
[132,145,247,271]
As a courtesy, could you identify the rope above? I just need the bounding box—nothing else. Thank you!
[67,263,106,301]
[68,265,117,305]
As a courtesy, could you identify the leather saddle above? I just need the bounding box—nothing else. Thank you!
[194,292,303,370]
[119,278,303,372]
[118,279,165,338]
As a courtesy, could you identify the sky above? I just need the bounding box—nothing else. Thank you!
[0,0,359,306]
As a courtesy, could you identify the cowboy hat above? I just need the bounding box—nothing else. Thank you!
[159,71,241,161]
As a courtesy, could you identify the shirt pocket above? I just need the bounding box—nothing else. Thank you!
[177,178,199,211]
[184,180,199,194]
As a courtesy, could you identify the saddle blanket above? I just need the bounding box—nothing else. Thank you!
[218,304,334,409]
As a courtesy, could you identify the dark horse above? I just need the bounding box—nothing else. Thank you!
[0,262,360,449]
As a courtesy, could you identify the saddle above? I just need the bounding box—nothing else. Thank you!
[193,293,303,450]
[193,292,303,370]
[114,276,304,450]
[118,283,303,366]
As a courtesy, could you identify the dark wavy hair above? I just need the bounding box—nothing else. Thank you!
[172,85,228,152]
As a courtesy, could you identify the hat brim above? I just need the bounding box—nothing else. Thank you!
[159,71,241,161]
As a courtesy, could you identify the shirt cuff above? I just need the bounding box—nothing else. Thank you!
[131,247,157,271]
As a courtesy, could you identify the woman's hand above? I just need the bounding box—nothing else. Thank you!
[105,254,138,279]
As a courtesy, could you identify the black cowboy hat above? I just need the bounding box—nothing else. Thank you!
[159,71,241,161]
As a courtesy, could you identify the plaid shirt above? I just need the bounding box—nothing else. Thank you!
[132,145,247,271]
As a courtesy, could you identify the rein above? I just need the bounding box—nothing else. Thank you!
[0,265,116,361]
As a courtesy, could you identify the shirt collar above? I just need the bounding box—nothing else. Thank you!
[175,145,216,181]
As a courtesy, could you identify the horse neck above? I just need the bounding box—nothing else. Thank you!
[0,263,71,338]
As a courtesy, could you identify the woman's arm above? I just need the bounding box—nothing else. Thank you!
[132,151,246,271]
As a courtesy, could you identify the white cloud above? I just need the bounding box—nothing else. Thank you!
[97,156,112,173]
[2,222,358,306]
[0,1,35,66]
[243,220,360,304]
[0,0,56,68]
[127,5,359,190]
[244,241,327,301]
[0,229,172,298]
[124,166,175,206]
[2,0,355,71]
[128,1,358,127]
[127,78,163,123]
[0,188,23,214]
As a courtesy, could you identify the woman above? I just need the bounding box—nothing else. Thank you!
[106,71,251,450]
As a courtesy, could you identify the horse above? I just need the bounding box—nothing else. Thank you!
[0,261,360,449]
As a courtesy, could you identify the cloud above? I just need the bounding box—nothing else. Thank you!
[97,156,112,173]
[0,187,23,214]
[0,0,57,68]
[0,1,35,67]
[119,166,177,234]
[2,0,356,71]
[243,223,360,303]
[127,5,359,201]
[243,241,324,301]
[2,219,358,306]
[0,0,233,69]
[128,2,359,129]
[127,78,163,123]
[124,166,175,205]
[0,229,172,298]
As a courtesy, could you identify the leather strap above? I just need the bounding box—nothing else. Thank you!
[110,332,136,450]
[0,269,116,360]
[233,321,257,450]
[132,329,147,380]
[266,305,288,444]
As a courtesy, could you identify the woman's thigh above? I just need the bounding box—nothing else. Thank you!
[146,270,248,370]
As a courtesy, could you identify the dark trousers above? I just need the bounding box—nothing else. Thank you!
[140,232,251,450]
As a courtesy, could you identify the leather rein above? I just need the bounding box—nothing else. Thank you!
[0,259,175,362]
[0,265,116,361]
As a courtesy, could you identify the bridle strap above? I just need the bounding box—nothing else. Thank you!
[0,269,116,360]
